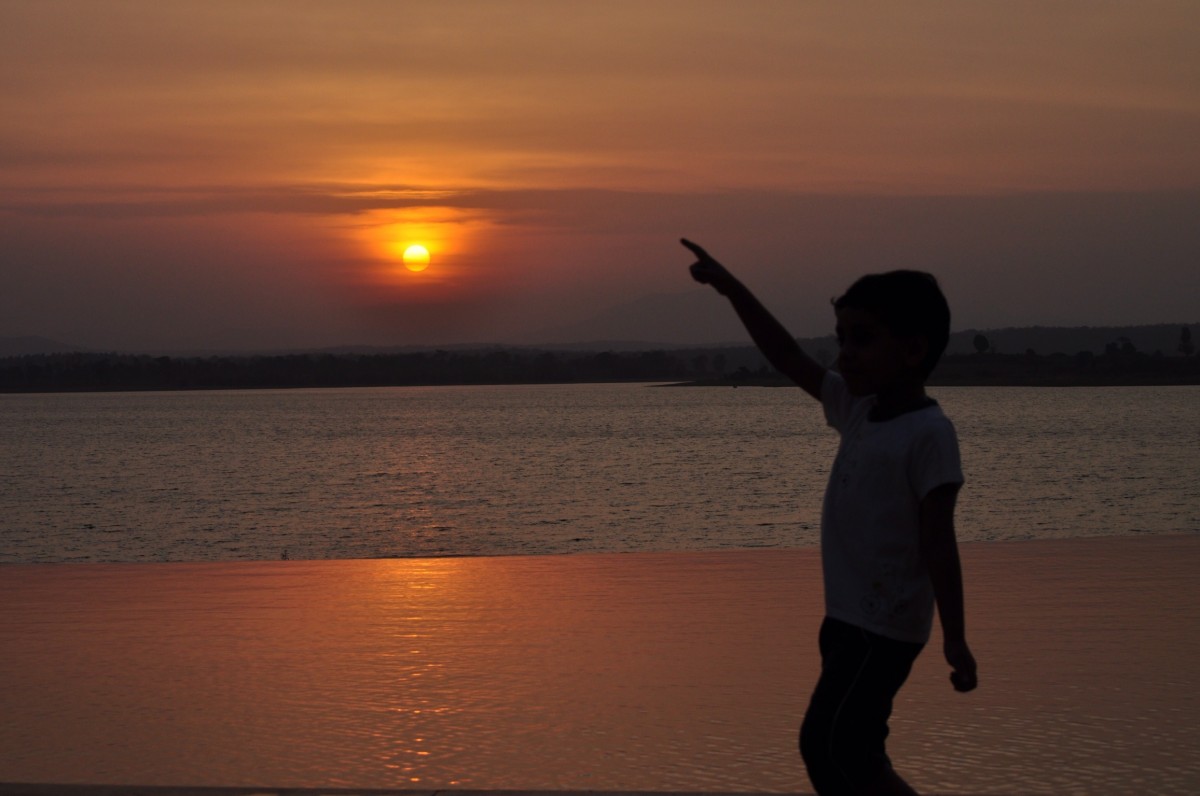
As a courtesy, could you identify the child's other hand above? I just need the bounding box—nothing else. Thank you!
[682,238,737,295]
[945,639,978,693]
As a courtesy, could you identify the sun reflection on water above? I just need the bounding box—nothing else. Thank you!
[2,539,1198,793]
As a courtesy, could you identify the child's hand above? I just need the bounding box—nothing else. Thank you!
[945,638,978,693]
[682,238,738,295]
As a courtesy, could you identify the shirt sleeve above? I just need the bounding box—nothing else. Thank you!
[821,370,856,432]
[909,418,965,500]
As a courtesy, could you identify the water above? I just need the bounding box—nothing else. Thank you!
[2,383,1198,563]
[2,384,1198,793]
[2,539,1198,794]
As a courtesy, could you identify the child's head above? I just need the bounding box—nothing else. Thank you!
[833,270,951,387]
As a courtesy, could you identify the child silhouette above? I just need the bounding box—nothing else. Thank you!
[684,239,977,796]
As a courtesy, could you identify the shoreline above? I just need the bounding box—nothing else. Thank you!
[2,531,1195,569]
[4,350,1198,393]
[5,375,1200,395]
[0,788,816,796]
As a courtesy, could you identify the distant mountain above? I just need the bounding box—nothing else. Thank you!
[948,324,1198,357]
[0,336,88,356]
[4,315,1194,360]
[794,325,1199,360]
[526,291,1198,356]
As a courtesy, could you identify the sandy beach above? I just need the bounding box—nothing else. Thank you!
[2,534,1197,795]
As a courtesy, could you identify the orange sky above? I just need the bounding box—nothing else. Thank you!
[2,1,1198,350]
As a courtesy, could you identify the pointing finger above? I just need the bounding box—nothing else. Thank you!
[680,238,709,259]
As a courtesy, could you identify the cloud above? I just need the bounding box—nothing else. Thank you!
[0,185,443,219]
[2,2,1198,349]
[4,1,1198,196]
[7,183,1197,349]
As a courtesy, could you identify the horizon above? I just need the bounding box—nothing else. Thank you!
[2,2,1198,351]
[5,316,1197,360]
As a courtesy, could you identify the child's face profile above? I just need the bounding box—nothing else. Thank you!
[834,307,925,396]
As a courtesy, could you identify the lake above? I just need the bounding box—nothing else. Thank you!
[2,384,1198,793]
[2,383,1197,563]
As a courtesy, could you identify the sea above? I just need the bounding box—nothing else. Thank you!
[2,383,1198,794]
[3,383,1197,564]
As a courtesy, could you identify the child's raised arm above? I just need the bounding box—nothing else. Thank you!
[682,239,826,401]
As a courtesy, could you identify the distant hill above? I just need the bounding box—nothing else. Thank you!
[4,343,1196,393]
[784,324,1198,366]
[524,289,1198,355]
[946,324,1197,357]
[2,322,1194,360]
[0,336,88,357]
[520,291,1195,355]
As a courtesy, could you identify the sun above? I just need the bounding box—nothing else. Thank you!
[402,244,431,272]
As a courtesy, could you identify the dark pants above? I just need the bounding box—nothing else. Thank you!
[799,617,924,795]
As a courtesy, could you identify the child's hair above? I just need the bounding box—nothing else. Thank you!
[834,270,951,379]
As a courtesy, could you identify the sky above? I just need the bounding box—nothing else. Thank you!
[2,0,1198,351]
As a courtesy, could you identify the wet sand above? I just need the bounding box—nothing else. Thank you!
[1,535,1198,795]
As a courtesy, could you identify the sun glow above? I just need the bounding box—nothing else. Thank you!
[362,209,459,277]
[401,244,431,272]
[352,206,498,290]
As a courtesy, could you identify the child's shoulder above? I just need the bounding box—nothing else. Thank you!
[897,401,959,443]
[820,371,871,431]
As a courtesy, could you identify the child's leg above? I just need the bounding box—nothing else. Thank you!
[799,618,923,796]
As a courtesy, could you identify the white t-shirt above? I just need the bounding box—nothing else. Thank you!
[820,370,964,644]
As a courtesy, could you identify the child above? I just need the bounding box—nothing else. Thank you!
[683,239,977,796]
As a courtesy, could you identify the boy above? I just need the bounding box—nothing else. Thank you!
[682,239,977,796]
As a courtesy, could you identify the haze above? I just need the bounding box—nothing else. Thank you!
[2,1,1198,351]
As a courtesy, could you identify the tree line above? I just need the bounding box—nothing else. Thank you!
[2,335,1197,393]
[0,348,760,392]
